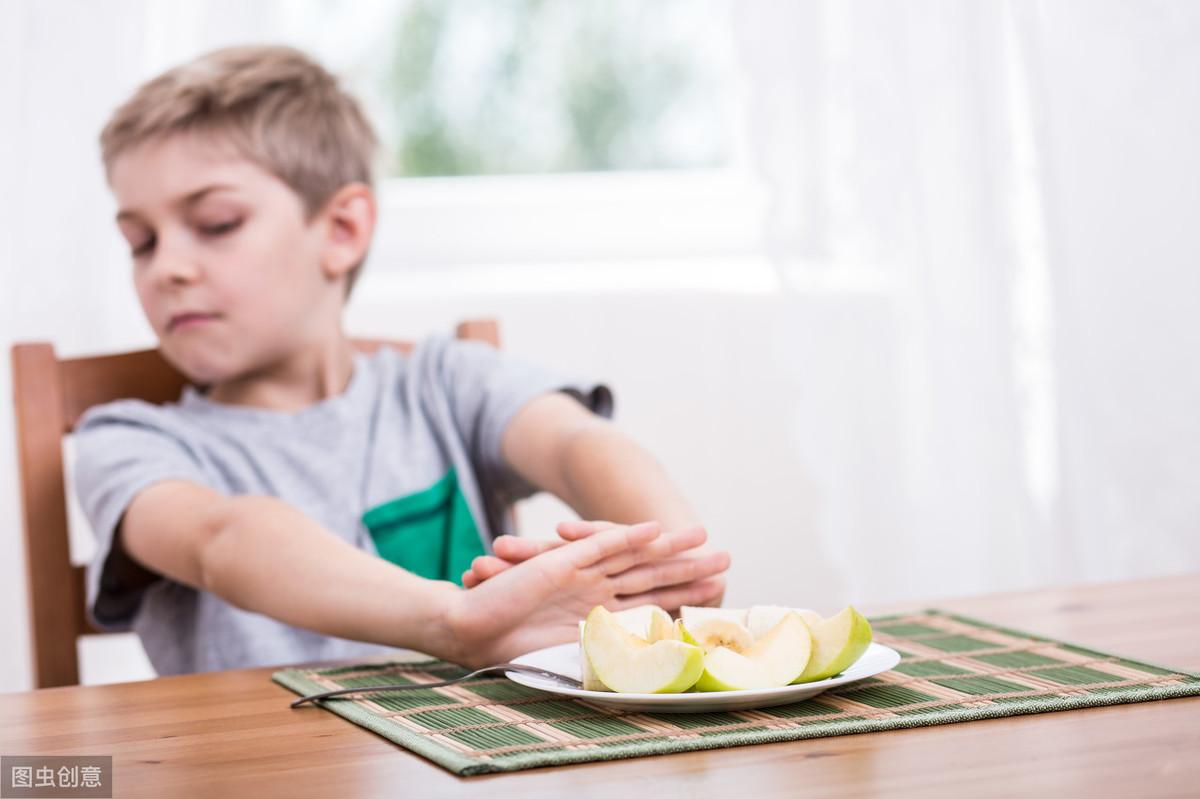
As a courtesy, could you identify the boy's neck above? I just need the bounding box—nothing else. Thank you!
[204,334,358,412]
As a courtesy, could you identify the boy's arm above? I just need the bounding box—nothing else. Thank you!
[117,480,723,667]
[498,392,727,605]
[120,480,465,661]
[503,393,700,529]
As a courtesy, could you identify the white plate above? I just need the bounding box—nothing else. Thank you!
[506,642,901,713]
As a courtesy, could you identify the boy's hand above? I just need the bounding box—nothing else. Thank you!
[446,521,728,668]
[461,520,728,607]
[459,520,611,588]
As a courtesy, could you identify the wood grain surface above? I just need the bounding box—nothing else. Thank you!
[2,573,1196,798]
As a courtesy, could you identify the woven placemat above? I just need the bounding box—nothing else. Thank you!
[272,609,1200,776]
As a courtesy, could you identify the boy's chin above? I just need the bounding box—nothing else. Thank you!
[158,345,242,388]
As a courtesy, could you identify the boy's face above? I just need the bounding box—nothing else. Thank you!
[110,134,346,385]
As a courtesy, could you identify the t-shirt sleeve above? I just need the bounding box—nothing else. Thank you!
[72,402,211,631]
[435,337,615,504]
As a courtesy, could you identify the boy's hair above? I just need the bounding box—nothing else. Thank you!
[100,44,378,296]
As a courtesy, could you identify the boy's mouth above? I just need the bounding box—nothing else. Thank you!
[167,312,221,333]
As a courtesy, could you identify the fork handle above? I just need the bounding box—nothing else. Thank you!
[289,663,576,708]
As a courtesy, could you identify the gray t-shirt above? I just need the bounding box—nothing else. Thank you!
[71,335,612,676]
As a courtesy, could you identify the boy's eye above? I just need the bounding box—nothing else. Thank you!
[199,219,242,236]
[131,236,156,257]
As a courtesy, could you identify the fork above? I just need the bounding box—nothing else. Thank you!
[289,663,583,708]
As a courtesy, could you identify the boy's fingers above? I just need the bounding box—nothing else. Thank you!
[561,521,661,569]
[592,524,708,576]
[493,535,564,561]
[461,570,479,588]
[612,575,728,613]
[469,555,514,582]
[611,550,731,597]
[555,520,617,540]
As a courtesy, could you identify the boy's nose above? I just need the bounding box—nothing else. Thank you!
[150,244,202,286]
[160,260,201,285]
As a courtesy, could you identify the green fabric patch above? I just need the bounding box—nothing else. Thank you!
[758,699,842,718]
[1032,665,1124,686]
[1114,658,1179,677]
[448,726,547,751]
[973,651,1066,669]
[647,712,745,729]
[836,685,940,708]
[465,681,548,702]
[363,468,485,586]
[894,660,973,677]
[409,706,500,730]
[932,675,1034,695]
[918,634,995,653]
[330,675,450,711]
[552,716,646,739]
[510,700,599,721]
[872,622,943,637]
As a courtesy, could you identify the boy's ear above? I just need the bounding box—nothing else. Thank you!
[317,183,376,283]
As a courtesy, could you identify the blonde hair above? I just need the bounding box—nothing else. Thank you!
[100,44,379,295]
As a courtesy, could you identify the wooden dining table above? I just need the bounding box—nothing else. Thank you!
[2,573,1197,798]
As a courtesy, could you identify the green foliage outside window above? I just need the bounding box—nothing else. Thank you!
[377,0,733,177]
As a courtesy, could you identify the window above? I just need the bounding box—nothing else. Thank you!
[275,0,766,273]
[373,0,736,177]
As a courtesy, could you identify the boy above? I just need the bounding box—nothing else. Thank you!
[74,45,728,676]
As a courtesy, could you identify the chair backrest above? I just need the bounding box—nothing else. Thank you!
[11,319,500,688]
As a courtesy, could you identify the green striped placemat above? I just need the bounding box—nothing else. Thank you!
[272,609,1200,776]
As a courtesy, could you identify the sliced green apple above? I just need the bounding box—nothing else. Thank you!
[675,620,702,690]
[691,611,813,691]
[578,621,609,691]
[746,605,822,640]
[646,608,678,642]
[612,604,673,639]
[583,606,705,693]
[687,619,755,653]
[680,605,749,629]
[580,605,676,690]
[792,606,873,683]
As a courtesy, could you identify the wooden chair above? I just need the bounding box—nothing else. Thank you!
[11,319,500,689]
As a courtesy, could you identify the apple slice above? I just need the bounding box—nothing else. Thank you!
[578,621,609,691]
[792,606,873,683]
[680,605,749,629]
[746,605,822,641]
[691,612,813,691]
[579,605,675,690]
[613,604,673,639]
[674,618,692,638]
[583,606,704,693]
[688,619,755,653]
[647,608,678,642]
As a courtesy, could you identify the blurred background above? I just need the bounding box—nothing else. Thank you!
[1,0,1197,691]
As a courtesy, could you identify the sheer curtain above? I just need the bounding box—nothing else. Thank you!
[1015,0,1200,580]
[733,0,1200,602]
[2,0,1197,691]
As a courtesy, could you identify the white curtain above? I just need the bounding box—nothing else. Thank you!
[2,0,1197,690]
[733,0,1200,601]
